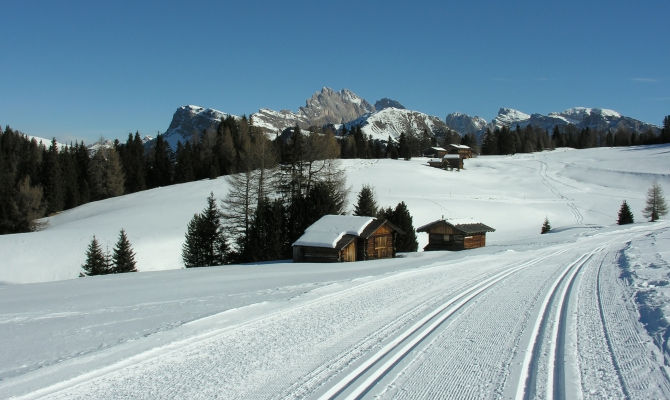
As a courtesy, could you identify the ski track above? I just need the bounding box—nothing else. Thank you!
[12,255,517,399]
[8,228,670,399]
[537,160,584,225]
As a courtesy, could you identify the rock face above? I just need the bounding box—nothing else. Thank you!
[375,98,405,111]
[252,87,374,133]
[345,107,450,142]
[445,112,488,135]
[163,105,233,150]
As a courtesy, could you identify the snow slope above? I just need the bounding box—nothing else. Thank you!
[1,145,669,284]
[1,145,670,398]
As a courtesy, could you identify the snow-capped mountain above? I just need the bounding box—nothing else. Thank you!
[446,107,659,140]
[445,113,488,136]
[252,87,375,134]
[494,107,659,134]
[345,107,451,142]
[162,105,235,150]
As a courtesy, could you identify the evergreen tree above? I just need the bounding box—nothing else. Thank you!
[643,183,668,222]
[398,132,411,160]
[379,201,418,252]
[112,229,138,273]
[354,185,378,217]
[182,213,205,267]
[617,201,634,225]
[82,235,109,276]
[182,192,228,267]
[541,217,551,234]
[42,138,64,214]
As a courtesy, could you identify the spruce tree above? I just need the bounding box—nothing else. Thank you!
[541,217,551,234]
[82,235,109,276]
[643,183,668,222]
[182,213,204,267]
[617,200,634,225]
[379,201,418,252]
[182,192,228,267]
[112,229,137,273]
[354,185,378,217]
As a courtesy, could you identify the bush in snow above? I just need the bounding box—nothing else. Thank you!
[541,217,551,234]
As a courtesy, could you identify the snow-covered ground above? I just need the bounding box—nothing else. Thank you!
[1,145,670,398]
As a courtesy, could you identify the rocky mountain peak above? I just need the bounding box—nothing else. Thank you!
[375,98,406,111]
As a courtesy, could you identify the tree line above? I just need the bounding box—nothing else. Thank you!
[482,116,670,156]
[2,114,669,234]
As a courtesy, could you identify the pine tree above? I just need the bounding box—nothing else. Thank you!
[541,217,551,234]
[182,192,228,267]
[354,185,378,217]
[643,183,668,222]
[379,201,418,252]
[398,132,411,160]
[82,235,109,276]
[617,200,634,225]
[182,213,205,267]
[112,229,138,273]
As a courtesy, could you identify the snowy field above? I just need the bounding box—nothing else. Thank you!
[1,145,670,398]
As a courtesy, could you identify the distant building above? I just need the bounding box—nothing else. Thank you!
[427,154,463,170]
[293,215,404,262]
[417,218,494,251]
[448,144,473,159]
[423,146,448,158]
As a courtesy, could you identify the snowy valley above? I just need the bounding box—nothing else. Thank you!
[1,145,670,398]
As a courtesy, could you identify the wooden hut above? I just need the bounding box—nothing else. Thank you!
[417,218,494,251]
[293,215,403,262]
[423,146,448,158]
[448,144,473,159]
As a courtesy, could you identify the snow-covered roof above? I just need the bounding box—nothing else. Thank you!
[417,218,495,234]
[450,144,471,149]
[430,146,447,151]
[293,215,375,248]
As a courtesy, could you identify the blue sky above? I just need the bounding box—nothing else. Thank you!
[1,0,668,143]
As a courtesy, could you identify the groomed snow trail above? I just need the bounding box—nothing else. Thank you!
[6,226,670,399]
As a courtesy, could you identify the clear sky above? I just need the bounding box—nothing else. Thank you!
[1,0,668,144]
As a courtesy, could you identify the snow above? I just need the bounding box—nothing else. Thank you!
[1,145,670,398]
[293,215,374,248]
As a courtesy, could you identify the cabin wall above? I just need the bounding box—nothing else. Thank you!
[293,246,340,262]
[340,241,356,262]
[424,226,487,251]
[360,225,395,260]
[464,234,486,249]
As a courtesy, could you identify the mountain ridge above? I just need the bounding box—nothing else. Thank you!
[161,88,661,149]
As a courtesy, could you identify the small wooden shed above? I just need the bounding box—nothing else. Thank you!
[293,215,403,262]
[417,218,494,251]
[448,144,473,159]
[423,146,448,158]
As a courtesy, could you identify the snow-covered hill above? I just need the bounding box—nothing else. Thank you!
[2,145,670,399]
[1,145,669,284]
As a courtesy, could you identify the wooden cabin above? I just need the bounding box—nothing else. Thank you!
[293,215,403,262]
[417,219,494,251]
[423,146,448,158]
[427,154,463,170]
[448,144,473,159]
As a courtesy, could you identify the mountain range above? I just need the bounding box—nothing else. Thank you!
[162,87,660,149]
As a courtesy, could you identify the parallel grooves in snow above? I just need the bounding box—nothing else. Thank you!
[319,249,567,400]
[516,248,602,400]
